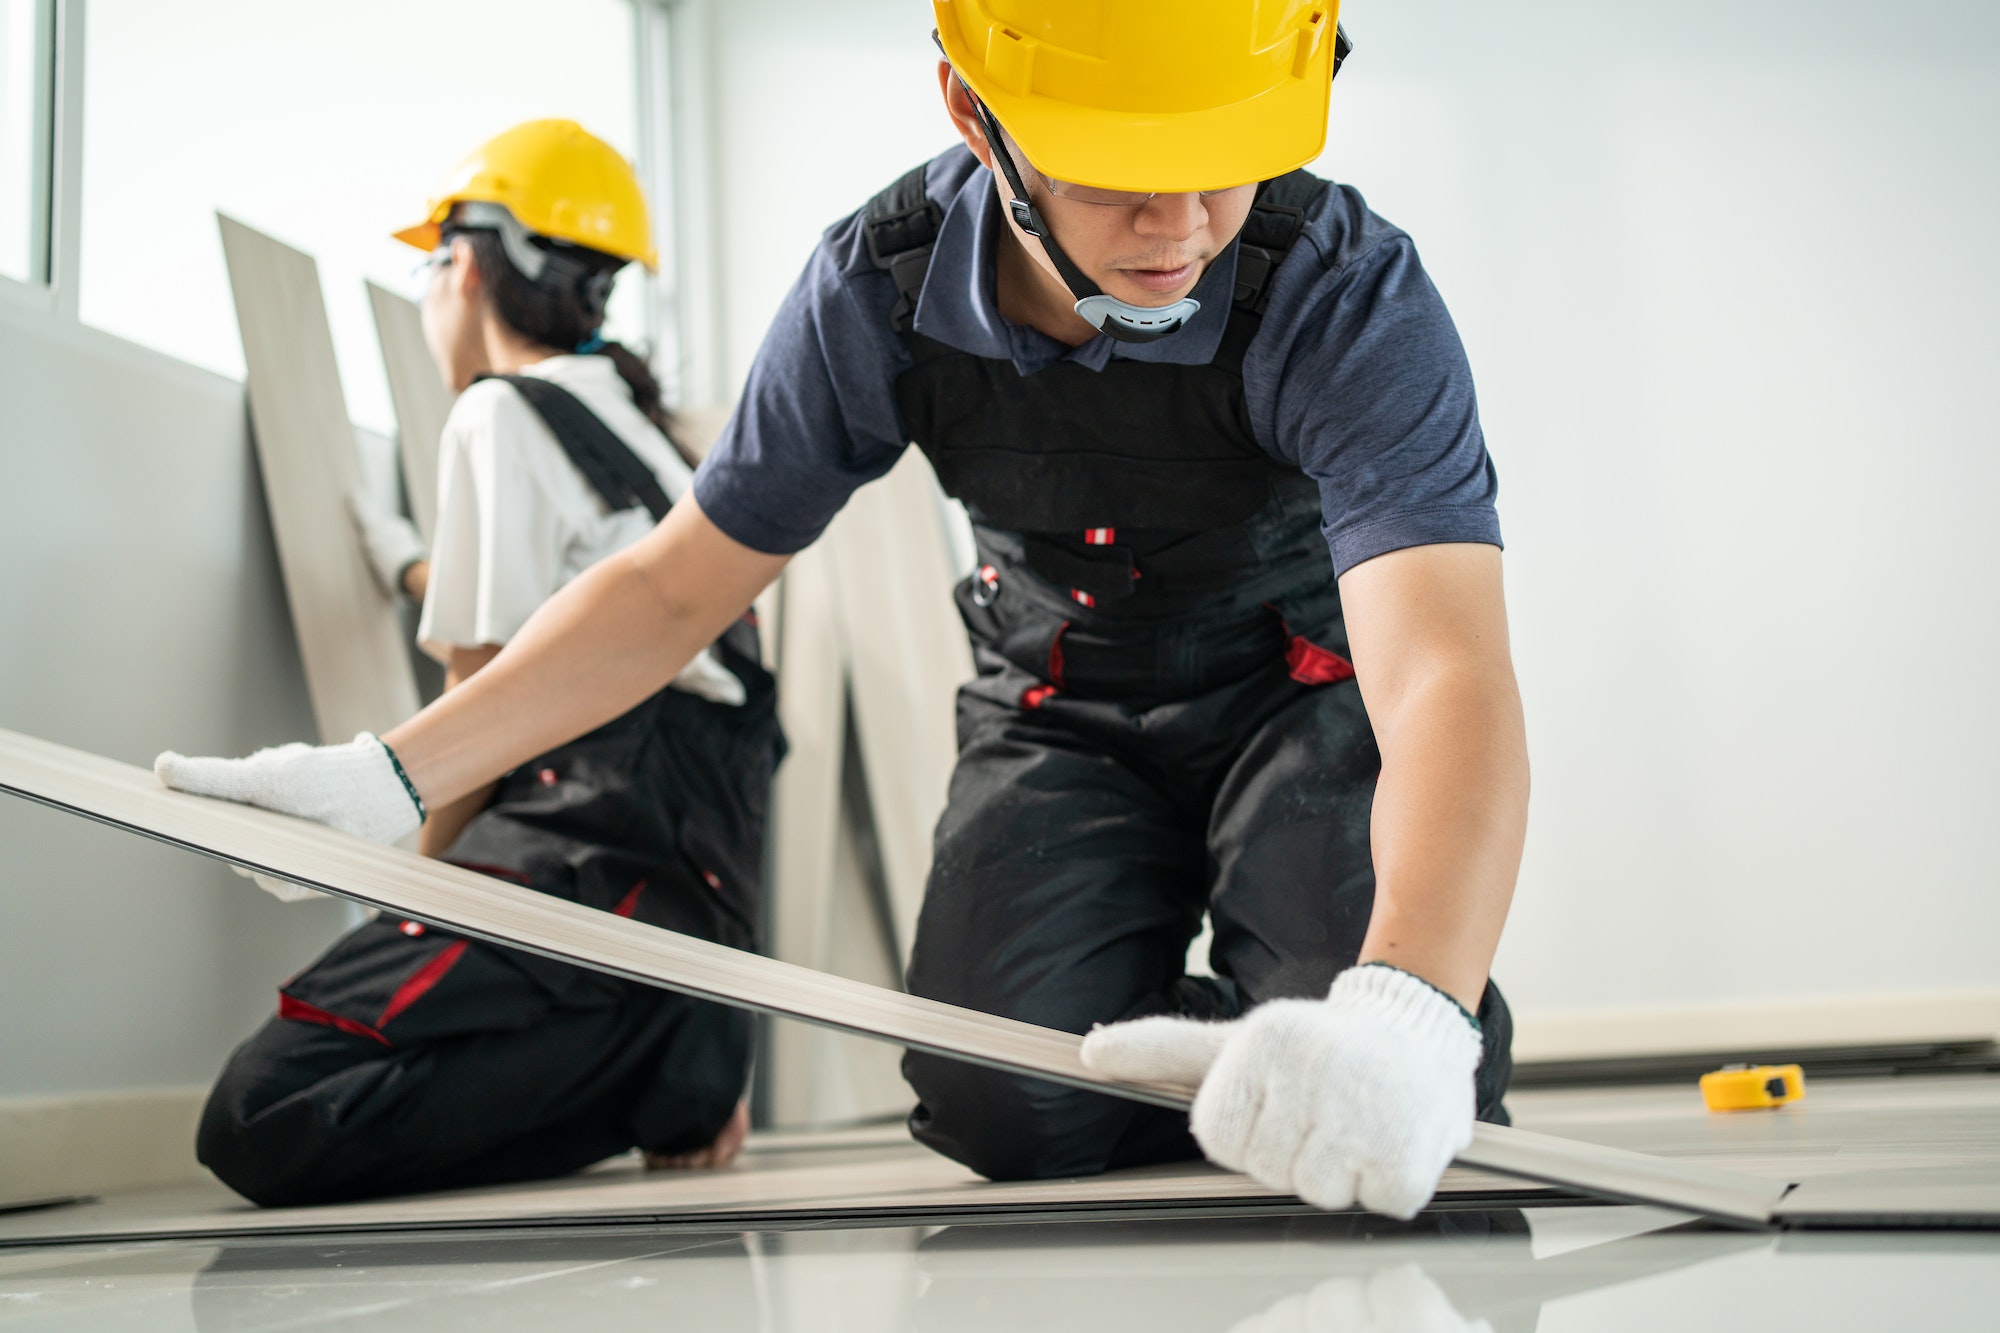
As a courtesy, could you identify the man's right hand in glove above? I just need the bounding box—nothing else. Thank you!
[1081,962,1484,1219]
[155,732,425,845]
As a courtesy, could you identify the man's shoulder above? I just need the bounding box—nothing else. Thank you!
[1283,171,1417,283]
[1246,172,1443,367]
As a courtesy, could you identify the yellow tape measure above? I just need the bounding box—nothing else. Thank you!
[1700,1063,1805,1111]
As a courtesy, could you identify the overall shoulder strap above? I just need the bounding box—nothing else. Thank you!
[863,163,944,332]
[1210,169,1333,372]
[1231,169,1330,317]
[475,373,672,523]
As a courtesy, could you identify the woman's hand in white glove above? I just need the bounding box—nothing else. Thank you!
[154,732,425,845]
[1080,963,1483,1219]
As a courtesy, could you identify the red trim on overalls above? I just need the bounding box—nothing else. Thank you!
[278,993,392,1047]
[612,879,648,918]
[376,940,470,1029]
[1022,621,1071,710]
[1265,605,1357,686]
[1285,636,1356,685]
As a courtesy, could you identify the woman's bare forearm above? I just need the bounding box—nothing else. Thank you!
[383,498,790,809]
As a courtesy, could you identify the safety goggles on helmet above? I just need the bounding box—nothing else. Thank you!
[1035,171,1240,209]
[411,245,452,285]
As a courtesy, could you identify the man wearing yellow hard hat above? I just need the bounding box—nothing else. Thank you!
[164,0,1526,1219]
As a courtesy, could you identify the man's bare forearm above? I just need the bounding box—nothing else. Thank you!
[414,645,502,856]
[1339,543,1528,1013]
[1357,664,1527,1011]
[383,498,790,810]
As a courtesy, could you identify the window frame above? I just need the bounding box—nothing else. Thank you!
[632,0,720,411]
[0,0,62,309]
[7,0,710,411]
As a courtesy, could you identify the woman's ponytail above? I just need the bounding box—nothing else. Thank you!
[595,339,697,471]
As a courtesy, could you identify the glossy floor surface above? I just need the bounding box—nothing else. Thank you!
[5,1077,2000,1328]
[7,1075,2000,1247]
[2,1206,1996,1331]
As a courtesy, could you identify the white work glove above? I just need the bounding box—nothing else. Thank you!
[154,732,424,845]
[671,649,748,706]
[1225,1266,1488,1333]
[232,865,327,904]
[346,488,427,599]
[1080,963,1482,1219]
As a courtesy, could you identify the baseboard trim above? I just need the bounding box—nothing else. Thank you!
[1511,989,2000,1063]
[0,1087,208,1203]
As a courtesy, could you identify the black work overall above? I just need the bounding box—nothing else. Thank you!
[197,381,785,1208]
[864,167,1515,1182]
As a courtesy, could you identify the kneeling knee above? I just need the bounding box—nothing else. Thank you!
[195,1079,302,1208]
[195,1043,362,1209]
[903,1052,1123,1182]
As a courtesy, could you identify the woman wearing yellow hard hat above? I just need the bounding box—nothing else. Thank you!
[165,0,1526,1223]
[185,120,784,1207]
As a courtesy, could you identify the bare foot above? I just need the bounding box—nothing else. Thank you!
[644,1099,750,1171]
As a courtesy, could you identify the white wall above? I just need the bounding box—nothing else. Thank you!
[702,0,956,390]
[701,0,2000,1025]
[0,307,355,1101]
[1312,0,2000,1018]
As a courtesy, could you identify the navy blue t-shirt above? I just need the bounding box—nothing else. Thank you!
[693,146,1498,575]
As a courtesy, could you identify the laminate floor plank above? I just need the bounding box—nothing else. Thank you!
[0,1130,1537,1249]
[365,281,452,543]
[218,217,420,743]
[0,727,1864,1226]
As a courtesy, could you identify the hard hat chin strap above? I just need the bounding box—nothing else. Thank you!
[967,99,1198,346]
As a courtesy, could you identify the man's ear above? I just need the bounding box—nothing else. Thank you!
[937,60,994,172]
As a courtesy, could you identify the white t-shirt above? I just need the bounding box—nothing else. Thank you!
[415,354,744,705]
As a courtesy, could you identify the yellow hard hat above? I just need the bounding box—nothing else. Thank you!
[934,0,1344,194]
[393,119,657,271]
